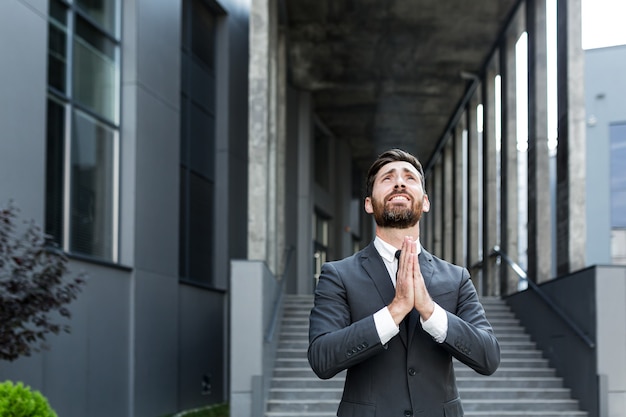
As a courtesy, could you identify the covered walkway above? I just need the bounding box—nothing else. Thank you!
[232,0,597,416]
[246,0,586,296]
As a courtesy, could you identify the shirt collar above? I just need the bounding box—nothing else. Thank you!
[373,236,421,262]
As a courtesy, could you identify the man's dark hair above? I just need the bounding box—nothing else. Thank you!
[365,148,425,197]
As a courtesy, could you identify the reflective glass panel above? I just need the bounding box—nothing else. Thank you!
[48,0,68,93]
[45,97,67,246]
[73,15,118,123]
[75,0,118,34]
[70,109,116,260]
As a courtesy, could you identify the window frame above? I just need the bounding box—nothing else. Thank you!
[45,0,121,263]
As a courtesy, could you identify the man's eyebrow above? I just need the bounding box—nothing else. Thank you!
[378,166,419,178]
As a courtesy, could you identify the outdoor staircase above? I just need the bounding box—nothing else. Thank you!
[265,294,589,417]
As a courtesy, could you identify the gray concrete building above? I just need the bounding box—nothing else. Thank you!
[585,44,626,267]
[0,0,625,417]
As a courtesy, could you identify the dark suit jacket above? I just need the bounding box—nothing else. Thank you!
[308,242,500,417]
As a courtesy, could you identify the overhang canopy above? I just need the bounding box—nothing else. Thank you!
[284,0,518,170]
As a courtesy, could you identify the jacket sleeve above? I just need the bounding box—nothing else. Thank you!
[307,262,387,379]
[441,268,501,375]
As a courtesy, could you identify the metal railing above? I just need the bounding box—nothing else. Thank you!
[474,246,595,349]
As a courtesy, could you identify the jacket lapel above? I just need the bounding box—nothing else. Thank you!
[360,243,395,305]
[360,243,409,346]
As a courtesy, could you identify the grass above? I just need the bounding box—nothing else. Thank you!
[162,403,228,417]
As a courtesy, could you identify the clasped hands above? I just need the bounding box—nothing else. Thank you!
[388,236,435,326]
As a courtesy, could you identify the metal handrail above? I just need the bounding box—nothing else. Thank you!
[265,245,295,343]
[486,246,595,349]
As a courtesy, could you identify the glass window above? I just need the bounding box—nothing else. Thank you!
[45,97,67,244]
[70,110,116,258]
[191,0,216,70]
[48,1,68,93]
[45,0,120,262]
[313,211,329,286]
[179,0,219,285]
[314,126,330,190]
[73,14,119,123]
[75,0,118,34]
[610,123,626,228]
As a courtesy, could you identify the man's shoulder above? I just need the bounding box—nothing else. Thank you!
[326,243,375,268]
[423,248,466,272]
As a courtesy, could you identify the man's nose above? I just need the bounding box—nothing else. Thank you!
[394,178,406,188]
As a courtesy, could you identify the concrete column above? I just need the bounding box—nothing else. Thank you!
[466,95,481,277]
[453,123,466,266]
[482,66,500,296]
[276,31,288,276]
[248,0,278,271]
[432,159,443,257]
[296,93,313,294]
[500,30,520,295]
[443,140,454,260]
[556,0,586,274]
[527,0,552,283]
[423,172,434,253]
[466,94,484,294]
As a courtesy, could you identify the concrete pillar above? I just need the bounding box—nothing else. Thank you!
[432,159,443,257]
[423,172,435,253]
[466,95,482,290]
[248,0,279,271]
[527,0,552,283]
[453,122,466,266]
[443,139,454,260]
[296,93,313,294]
[499,28,520,294]
[482,66,500,296]
[276,31,288,276]
[556,0,586,274]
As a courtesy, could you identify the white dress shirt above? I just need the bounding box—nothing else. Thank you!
[372,236,448,344]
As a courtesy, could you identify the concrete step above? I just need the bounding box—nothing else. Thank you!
[463,413,587,417]
[269,388,342,400]
[455,367,556,378]
[455,357,549,368]
[269,387,573,401]
[455,376,566,389]
[459,388,575,400]
[270,377,345,389]
[462,399,581,412]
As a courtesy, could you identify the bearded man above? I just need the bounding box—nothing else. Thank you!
[308,148,500,417]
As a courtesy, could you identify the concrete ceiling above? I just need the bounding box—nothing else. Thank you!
[284,0,518,171]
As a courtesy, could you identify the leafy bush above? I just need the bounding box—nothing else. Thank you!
[0,202,86,361]
[0,380,57,417]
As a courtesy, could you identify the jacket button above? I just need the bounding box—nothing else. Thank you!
[404,410,413,417]
[408,368,416,376]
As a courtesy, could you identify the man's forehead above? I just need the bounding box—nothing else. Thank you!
[377,161,420,176]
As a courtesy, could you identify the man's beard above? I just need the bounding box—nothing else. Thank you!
[372,196,422,229]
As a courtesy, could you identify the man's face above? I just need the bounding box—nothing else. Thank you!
[365,161,430,228]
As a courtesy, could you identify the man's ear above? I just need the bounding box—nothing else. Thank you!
[364,197,374,214]
[422,195,431,212]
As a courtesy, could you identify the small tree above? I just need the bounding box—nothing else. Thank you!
[0,202,86,361]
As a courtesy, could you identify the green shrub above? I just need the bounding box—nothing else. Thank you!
[0,381,57,417]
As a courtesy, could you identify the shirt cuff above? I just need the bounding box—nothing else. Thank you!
[420,302,448,343]
[373,307,400,345]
